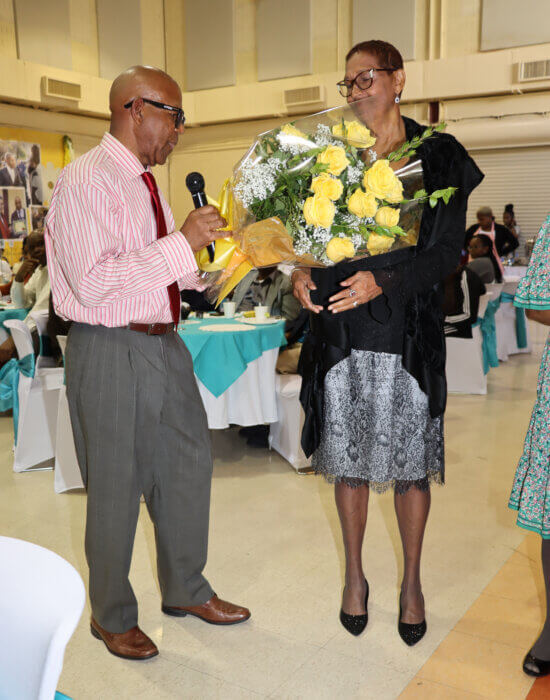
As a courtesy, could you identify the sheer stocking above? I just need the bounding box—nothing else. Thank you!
[532,539,550,660]
[335,482,369,615]
[394,485,431,624]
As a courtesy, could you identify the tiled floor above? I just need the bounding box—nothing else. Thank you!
[0,335,547,698]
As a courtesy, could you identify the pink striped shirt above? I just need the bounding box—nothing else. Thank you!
[45,132,200,326]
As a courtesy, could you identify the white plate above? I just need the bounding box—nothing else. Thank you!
[239,317,281,326]
[198,324,253,332]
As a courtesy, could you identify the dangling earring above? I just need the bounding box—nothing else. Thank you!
[395,95,400,104]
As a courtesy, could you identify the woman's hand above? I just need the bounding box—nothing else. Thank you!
[328,271,382,314]
[291,268,323,314]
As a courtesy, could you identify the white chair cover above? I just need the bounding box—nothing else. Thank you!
[0,536,85,700]
[4,319,63,471]
[29,310,57,370]
[53,335,84,493]
[496,278,531,361]
[445,293,491,395]
[269,374,311,471]
[197,348,279,429]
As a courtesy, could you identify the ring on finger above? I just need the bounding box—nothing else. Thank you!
[353,300,358,307]
[349,288,357,297]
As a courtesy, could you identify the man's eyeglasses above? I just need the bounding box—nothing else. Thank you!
[124,98,186,129]
[336,68,398,98]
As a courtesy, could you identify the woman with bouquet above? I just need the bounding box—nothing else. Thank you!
[292,40,483,643]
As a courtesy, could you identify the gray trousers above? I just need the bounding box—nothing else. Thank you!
[65,323,214,633]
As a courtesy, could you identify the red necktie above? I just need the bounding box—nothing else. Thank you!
[141,171,180,324]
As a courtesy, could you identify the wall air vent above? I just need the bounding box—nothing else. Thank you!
[283,85,326,113]
[516,60,550,82]
[41,77,82,101]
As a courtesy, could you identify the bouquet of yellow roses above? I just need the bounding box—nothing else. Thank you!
[199,98,456,304]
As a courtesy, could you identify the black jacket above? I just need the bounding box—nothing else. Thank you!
[299,117,484,456]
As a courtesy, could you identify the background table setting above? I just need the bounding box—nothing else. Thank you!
[177,313,286,429]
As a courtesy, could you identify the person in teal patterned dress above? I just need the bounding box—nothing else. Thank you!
[509,214,550,677]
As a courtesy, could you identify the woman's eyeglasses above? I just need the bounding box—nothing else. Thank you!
[124,98,186,129]
[336,68,398,98]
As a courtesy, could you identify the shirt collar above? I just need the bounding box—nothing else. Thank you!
[99,132,149,180]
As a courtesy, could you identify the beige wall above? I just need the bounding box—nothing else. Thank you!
[0,0,549,227]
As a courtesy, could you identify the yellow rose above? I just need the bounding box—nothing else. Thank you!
[316,145,349,176]
[367,233,395,255]
[280,123,307,139]
[310,173,344,201]
[363,159,403,202]
[332,120,376,148]
[326,237,355,263]
[375,206,400,228]
[347,188,378,219]
[303,194,336,229]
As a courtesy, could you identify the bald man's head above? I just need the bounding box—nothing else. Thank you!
[109,65,184,168]
[109,65,180,113]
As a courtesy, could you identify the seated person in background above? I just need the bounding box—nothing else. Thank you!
[467,233,503,284]
[503,203,521,240]
[232,266,301,325]
[0,256,11,284]
[465,206,519,258]
[180,288,216,313]
[0,231,49,366]
[0,238,30,296]
[443,264,486,339]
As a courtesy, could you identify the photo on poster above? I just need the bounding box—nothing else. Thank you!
[0,140,42,206]
[0,239,23,279]
[30,205,48,232]
[0,187,28,239]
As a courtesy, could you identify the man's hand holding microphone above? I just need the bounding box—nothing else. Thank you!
[180,171,227,254]
[180,205,227,252]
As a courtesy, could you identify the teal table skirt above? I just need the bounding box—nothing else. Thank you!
[178,316,286,397]
[0,307,28,331]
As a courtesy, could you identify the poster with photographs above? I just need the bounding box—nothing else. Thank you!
[0,187,28,239]
[0,140,42,206]
[31,205,48,232]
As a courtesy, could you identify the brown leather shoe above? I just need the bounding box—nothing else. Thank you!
[90,617,159,660]
[162,594,251,625]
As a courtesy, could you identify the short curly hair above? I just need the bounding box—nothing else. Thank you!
[345,40,404,70]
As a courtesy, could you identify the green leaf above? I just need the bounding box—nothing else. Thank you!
[388,225,407,236]
[413,188,427,199]
[429,196,437,208]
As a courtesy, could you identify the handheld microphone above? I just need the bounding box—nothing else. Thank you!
[186,171,214,262]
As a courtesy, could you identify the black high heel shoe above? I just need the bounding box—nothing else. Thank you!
[523,651,550,677]
[398,594,427,646]
[340,579,369,636]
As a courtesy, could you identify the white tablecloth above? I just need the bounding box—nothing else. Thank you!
[196,347,279,429]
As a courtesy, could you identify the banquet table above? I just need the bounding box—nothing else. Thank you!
[177,315,286,429]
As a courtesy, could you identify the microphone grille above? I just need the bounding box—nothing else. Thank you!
[186,171,205,194]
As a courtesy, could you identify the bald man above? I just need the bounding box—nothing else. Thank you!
[45,66,250,661]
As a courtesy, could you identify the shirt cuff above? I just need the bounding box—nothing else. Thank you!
[155,232,202,290]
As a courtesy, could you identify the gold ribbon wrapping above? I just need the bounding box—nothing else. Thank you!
[196,179,318,305]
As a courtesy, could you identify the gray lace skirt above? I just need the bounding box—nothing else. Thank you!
[312,350,444,493]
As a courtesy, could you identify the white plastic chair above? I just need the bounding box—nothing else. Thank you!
[54,335,84,493]
[0,536,85,700]
[4,319,64,471]
[269,374,312,471]
[446,293,491,395]
[30,309,57,369]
